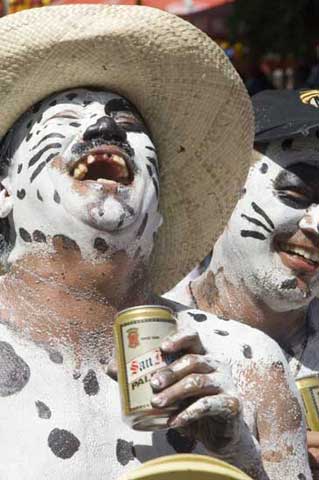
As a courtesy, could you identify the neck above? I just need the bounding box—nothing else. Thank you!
[191,263,308,347]
[0,248,152,364]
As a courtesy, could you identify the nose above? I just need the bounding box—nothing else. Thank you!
[83,116,127,143]
[299,204,319,235]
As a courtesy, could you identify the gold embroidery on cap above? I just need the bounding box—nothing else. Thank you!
[300,90,319,108]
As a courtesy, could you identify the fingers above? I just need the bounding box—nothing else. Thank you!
[161,329,205,355]
[106,358,118,381]
[151,372,220,409]
[168,394,241,429]
[151,354,219,391]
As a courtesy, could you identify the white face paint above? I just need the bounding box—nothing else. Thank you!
[215,136,319,311]
[0,89,162,264]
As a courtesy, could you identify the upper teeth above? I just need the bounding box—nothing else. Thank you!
[72,153,129,180]
[280,243,319,263]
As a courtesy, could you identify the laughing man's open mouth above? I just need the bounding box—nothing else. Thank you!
[70,144,134,187]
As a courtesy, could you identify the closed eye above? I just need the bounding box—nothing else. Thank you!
[276,188,312,209]
[43,110,81,124]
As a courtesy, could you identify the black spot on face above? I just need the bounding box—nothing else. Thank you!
[0,342,30,396]
[241,187,247,196]
[32,230,47,243]
[17,164,23,174]
[242,344,253,359]
[70,122,81,128]
[37,190,43,201]
[281,138,293,150]
[297,473,306,479]
[35,400,52,419]
[83,370,99,396]
[17,189,26,200]
[26,120,33,130]
[48,350,63,364]
[19,228,32,243]
[94,237,108,253]
[260,162,268,174]
[280,278,298,290]
[53,190,61,204]
[66,93,78,101]
[25,132,33,142]
[187,312,207,322]
[136,214,148,239]
[116,438,135,465]
[214,329,229,336]
[166,428,195,453]
[48,428,80,459]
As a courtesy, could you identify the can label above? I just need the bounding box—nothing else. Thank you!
[121,317,176,411]
[296,376,319,431]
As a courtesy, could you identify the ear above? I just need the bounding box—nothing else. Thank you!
[0,177,13,219]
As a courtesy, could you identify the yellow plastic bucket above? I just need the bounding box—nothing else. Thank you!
[119,454,253,480]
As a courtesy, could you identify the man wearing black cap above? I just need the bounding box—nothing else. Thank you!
[167,89,319,474]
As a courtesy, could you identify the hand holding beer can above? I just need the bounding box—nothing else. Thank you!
[114,305,178,431]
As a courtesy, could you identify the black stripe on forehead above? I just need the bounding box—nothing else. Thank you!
[32,133,65,151]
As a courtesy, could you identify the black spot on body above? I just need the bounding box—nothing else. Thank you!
[49,350,63,364]
[136,214,148,239]
[32,230,47,243]
[0,341,30,396]
[94,237,108,253]
[280,278,298,290]
[116,438,135,465]
[214,329,229,336]
[17,189,26,200]
[17,164,23,174]
[53,235,80,251]
[166,429,195,453]
[187,312,207,322]
[37,190,43,201]
[53,190,61,204]
[83,370,99,396]
[281,138,293,150]
[35,400,52,419]
[19,228,32,243]
[48,428,80,459]
[260,163,268,174]
[242,344,253,359]
[66,93,78,101]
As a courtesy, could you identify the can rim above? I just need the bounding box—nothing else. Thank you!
[116,304,174,318]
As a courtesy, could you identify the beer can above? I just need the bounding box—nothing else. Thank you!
[296,375,319,430]
[114,305,177,431]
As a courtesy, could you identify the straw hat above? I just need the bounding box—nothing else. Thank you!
[0,5,253,293]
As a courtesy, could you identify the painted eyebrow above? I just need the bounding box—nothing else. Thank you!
[43,110,81,123]
[32,133,65,150]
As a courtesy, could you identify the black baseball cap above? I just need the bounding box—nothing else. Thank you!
[252,89,319,142]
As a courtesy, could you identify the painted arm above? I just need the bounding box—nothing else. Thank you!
[238,355,312,480]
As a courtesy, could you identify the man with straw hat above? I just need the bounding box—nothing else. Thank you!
[0,5,311,479]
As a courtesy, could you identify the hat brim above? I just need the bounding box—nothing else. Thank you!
[0,5,253,293]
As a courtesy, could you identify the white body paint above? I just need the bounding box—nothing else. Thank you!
[0,306,311,479]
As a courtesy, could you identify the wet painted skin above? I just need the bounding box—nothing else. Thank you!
[0,90,312,479]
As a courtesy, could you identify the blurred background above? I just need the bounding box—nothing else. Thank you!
[1,0,319,94]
